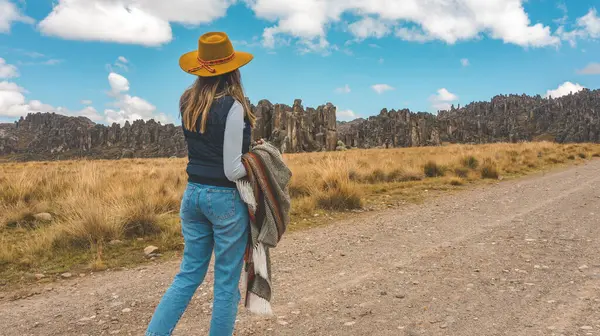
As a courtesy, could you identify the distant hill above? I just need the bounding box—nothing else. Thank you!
[338,89,600,148]
[0,99,337,161]
[1,90,599,161]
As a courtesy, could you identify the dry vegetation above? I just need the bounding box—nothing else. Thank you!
[1,142,600,285]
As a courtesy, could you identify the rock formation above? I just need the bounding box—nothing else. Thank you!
[337,89,600,148]
[337,108,440,149]
[0,99,338,161]
[436,90,600,144]
[1,89,599,161]
[0,113,187,160]
[251,99,338,153]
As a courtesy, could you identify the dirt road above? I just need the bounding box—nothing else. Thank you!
[2,160,600,336]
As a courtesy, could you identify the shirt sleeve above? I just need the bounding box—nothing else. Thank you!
[223,100,248,181]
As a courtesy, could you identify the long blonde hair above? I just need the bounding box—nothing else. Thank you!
[180,69,256,133]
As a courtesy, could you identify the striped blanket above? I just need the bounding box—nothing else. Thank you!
[235,142,292,315]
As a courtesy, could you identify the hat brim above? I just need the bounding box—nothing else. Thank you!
[179,50,253,77]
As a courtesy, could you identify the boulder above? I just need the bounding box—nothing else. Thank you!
[144,246,159,257]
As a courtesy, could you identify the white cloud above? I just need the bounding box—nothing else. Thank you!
[545,82,585,98]
[430,88,458,111]
[554,3,568,26]
[0,81,27,117]
[395,26,437,43]
[78,106,103,121]
[337,109,356,121]
[249,0,559,51]
[103,72,169,124]
[33,0,562,53]
[0,80,99,119]
[7,51,62,66]
[461,58,470,67]
[556,27,584,47]
[348,17,391,40]
[335,84,351,94]
[107,56,130,72]
[558,8,600,46]
[371,84,394,94]
[26,52,45,59]
[436,88,458,101]
[26,100,58,114]
[297,36,331,55]
[108,72,130,94]
[262,27,277,48]
[578,8,600,38]
[577,63,600,75]
[0,0,34,33]
[38,0,237,46]
[341,48,353,56]
[38,1,173,46]
[104,94,168,124]
[115,57,129,71]
[233,36,261,48]
[43,59,62,66]
[118,95,155,116]
[0,57,19,78]
[0,60,167,124]
[0,81,26,92]
[16,59,63,66]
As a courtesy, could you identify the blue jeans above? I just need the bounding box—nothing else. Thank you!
[146,182,249,336]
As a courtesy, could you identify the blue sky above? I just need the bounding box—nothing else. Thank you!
[0,0,599,124]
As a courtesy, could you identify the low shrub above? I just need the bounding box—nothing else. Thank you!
[454,167,469,178]
[316,184,363,210]
[423,161,446,177]
[449,178,464,186]
[480,159,499,179]
[461,156,479,169]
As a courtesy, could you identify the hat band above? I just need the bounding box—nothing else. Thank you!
[187,52,236,74]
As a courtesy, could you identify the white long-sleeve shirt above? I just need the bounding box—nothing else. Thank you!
[223,100,248,181]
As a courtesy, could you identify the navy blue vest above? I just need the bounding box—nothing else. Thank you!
[181,96,252,188]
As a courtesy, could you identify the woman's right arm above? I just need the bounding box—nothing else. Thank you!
[223,100,247,181]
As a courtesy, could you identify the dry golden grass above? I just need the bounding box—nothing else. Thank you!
[1,142,600,283]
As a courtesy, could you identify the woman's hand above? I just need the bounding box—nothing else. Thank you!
[255,138,265,145]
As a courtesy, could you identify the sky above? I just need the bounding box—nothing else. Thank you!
[0,0,599,124]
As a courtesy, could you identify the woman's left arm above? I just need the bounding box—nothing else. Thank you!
[223,100,247,181]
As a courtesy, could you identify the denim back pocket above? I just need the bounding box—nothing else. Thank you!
[206,188,236,221]
[180,184,197,217]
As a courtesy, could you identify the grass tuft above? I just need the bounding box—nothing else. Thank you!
[480,159,500,179]
[454,167,469,178]
[461,156,479,169]
[316,185,363,210]
[449,178,464,186]
[423,161,446,177]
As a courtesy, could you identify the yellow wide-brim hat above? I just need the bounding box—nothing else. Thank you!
[179,32,253,77]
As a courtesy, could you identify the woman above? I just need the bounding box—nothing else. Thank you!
[146,32,256,336]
